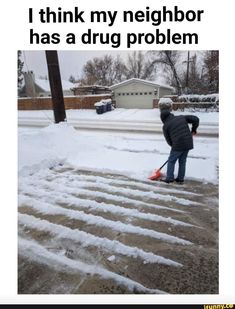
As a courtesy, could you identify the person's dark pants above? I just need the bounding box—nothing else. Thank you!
[166,149,189,181]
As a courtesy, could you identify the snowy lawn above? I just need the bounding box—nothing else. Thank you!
[18,121,218,183]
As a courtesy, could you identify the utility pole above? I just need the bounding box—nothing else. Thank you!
[186,51,190,89]
[183,51,193,93]
[45,50,66,123]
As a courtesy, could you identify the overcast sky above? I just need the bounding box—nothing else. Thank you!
[22,50,204,86]
[22,50,131,81]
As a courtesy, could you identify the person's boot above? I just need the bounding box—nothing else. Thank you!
[160,178,174,184]
[174,178,184,184]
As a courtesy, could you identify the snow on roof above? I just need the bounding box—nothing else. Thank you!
[35,78,74,92]
[72,84,109,89]
[110,78,173,90]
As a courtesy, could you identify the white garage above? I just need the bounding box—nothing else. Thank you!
[110,78,173,109]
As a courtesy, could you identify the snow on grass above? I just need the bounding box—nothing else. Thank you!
[18,237,166,294]
[18,194,192,245]
[18,122,218,183]
[19,213,182,267]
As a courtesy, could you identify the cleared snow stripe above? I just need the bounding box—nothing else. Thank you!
[19,213,182,267]
[52,171,200,196]
[81,181,199,205]
[64,189,186,214]
[18,195,192,245]
[33,173,199,206]
[49,194,194,227]
[22,175,199,207]
[20,178,185,214]
[18,237,166,294]
[76,181,200,206]
[19,184,193,227]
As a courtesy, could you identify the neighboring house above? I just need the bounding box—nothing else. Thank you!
[72,84,111,96]
[110,78,174,109]
[19,71,74,97]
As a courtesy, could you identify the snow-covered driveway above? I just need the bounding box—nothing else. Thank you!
[18,111,219,294]
[18,165,218,294]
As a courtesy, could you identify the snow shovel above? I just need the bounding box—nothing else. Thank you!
[148,160,168,181]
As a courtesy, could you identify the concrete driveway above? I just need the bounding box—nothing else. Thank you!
[18,165,218,294]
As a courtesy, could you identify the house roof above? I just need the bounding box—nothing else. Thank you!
[110,78,173,90]
[35,78,74,92]
[72,84,110,89]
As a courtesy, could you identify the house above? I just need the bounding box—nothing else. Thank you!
[19,71,74,97]
[71,84,111,96]
[110,78,174,109]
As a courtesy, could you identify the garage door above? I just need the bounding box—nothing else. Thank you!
[115,93,155,109]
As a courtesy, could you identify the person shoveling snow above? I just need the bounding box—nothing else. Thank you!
[154,98,199,184]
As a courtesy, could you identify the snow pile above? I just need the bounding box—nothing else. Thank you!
[94,98,112,107]
[94,102,104,107]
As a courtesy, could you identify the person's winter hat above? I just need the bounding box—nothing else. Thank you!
[160,110,171,123]
[158,97,173,111]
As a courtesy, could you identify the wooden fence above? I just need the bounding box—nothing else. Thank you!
[18,96,218,111]
[18,95,112,110]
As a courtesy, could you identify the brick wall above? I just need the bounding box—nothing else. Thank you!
[18,95,112,110]
[152,99,159,108]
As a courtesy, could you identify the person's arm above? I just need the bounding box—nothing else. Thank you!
[163,127,172,146]
[185,115,199,134]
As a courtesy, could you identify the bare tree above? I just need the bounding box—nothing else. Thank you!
[148,51,183,94]
[18,50,24,91]
[69,75,76,83]
[80,51,218,95]
[202,51,219,93]
[80,54,126,86]
[125,51,156,80]
[180,53,203,94]
[80,52,158,86]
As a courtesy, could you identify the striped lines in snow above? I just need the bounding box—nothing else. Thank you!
[18,166,202,293]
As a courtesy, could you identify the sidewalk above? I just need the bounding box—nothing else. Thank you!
[18,109,219,136]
